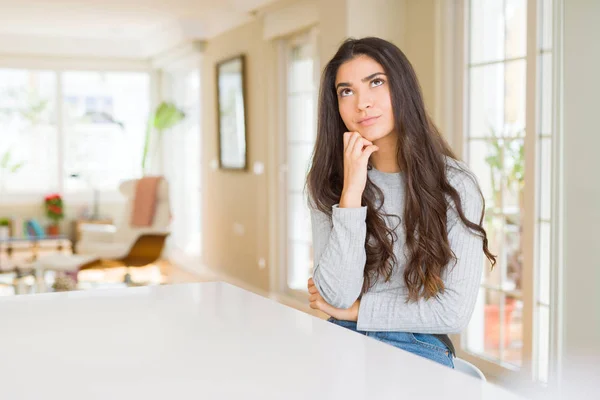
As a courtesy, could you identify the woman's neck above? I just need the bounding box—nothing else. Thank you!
[370,133,401,173]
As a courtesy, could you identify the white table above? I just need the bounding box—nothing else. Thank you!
[0,282,524,399]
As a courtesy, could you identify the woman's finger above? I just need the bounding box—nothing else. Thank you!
[352,137,371,156]
[345,132,360,154]
[343,132,351,151]
[309,299,326,312]
[313,299,345,319]
[356,137,373,148]
[359,144,379,162]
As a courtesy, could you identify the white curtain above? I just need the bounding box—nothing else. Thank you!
[160,67,202,261]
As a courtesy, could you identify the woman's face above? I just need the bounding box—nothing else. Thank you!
[335,55,396,143]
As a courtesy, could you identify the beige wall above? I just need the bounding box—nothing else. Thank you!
[562,0,600,374]
[346,0,406,43]
[201,18,273,292]
[316,0,348,69]
[404,0,437,115]
[200,0,440,293]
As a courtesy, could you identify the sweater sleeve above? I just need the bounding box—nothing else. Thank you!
[310,201,368,309]
[356,172,485,333]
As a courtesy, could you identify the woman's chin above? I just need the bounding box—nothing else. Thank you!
[359,129,385,143]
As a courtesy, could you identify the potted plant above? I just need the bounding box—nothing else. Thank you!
[141,101,186,174]
[0,217,10,239]
[44,193,64,236]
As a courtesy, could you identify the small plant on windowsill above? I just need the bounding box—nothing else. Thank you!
[44,193,64,236]
[0,217,10,239]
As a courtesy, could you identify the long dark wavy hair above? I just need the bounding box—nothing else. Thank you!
[307,37,496,301]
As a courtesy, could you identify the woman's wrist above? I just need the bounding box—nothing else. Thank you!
[348,299,360,321]
[340,189,363,208]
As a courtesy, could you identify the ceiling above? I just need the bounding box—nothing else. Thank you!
[0,0,277,58]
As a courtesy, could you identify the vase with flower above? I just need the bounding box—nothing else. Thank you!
[44,193,64,236]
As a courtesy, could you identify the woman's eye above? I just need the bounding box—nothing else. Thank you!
[339,88,353,97]
[371,78,384,87]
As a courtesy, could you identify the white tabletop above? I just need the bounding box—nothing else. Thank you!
[0,282,524,399]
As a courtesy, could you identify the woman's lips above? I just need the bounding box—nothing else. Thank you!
[358,116,380,126]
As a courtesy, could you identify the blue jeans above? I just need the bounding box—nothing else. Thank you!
[328,318,454,368]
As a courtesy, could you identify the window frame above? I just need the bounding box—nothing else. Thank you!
[276,28,319,300]
[0,56,154,206]
[445,0,560,383]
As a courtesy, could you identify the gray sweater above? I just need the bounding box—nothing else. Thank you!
[310,159,484,334]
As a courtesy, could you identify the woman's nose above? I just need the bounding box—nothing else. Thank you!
[357,94,373,111]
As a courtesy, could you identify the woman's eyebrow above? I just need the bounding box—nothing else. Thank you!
[335,72,386,90]
[361,72,386,82]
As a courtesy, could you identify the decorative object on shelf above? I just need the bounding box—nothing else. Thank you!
[23,219,46,238]
[141,101,186,174]
[216,54,248,171]
[44,193,64,236]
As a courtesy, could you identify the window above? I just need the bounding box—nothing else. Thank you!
[0,68,150,198]
[279,30,318,292]
[0,69,58,193]
[63,71,149,193]
[458,0,555,382]
[464,0,528,368]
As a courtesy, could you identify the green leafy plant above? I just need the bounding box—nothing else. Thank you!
[0,88,51,126]
[0,84,50,187]
[0,149,24,174]
[20,89,51,125]
[141,101,186,174]
[0,217,10,227]
[483,126,525,214]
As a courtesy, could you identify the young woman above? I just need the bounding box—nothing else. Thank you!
[306,37,496,368]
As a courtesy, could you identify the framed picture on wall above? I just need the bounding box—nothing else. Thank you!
[216,54,248,170]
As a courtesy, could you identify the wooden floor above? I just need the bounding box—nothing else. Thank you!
[76,259,216,286]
